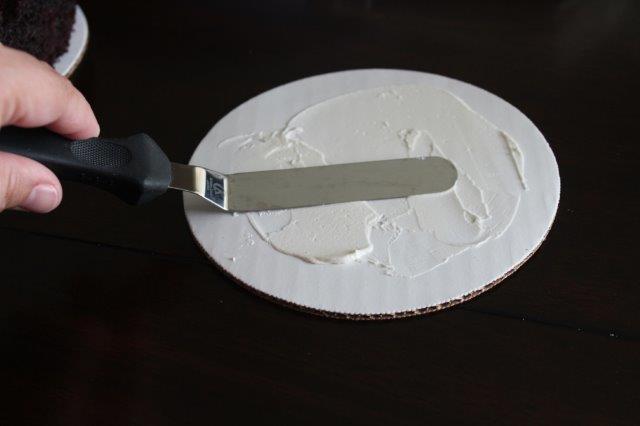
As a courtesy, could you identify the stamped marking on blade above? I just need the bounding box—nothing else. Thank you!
[205,172,226,208]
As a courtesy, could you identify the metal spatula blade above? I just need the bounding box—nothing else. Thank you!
[170,157,457,211]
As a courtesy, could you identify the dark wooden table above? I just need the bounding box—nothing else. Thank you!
[2,1,638,424]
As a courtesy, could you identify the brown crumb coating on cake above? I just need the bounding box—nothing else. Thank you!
[0,0,76,65]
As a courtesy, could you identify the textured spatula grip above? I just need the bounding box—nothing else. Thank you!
[0,126,171,205]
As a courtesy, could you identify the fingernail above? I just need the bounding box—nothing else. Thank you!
[21,184,60,213]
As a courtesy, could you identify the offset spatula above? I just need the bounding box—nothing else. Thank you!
[0,127,457,211]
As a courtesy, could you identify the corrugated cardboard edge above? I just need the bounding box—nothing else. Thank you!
[186,200,558,321]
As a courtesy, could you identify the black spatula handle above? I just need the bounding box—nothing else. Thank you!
[0,126,171,205]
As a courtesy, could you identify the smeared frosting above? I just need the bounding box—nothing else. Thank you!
[216,85,527,278]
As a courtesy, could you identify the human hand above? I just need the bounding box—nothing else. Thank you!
[0,44,99,213]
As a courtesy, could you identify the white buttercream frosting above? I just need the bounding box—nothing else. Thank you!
[216,85,527,278]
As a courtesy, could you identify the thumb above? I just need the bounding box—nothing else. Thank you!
[0,151,62,213]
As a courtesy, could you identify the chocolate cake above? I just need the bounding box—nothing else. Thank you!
[0,0,76,65]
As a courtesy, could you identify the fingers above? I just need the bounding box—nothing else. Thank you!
[0,45,100,140]
[0,45,97,213]
[46,87,101,139]
[0,151,62,213]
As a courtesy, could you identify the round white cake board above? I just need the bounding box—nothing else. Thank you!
[184,69,560,318]
[55,5,88,78]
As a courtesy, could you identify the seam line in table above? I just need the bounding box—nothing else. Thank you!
[0,225,208,266]
[461,306,638,341]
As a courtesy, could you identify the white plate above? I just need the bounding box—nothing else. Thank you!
[55,5,88,77]
[184,69,560,318]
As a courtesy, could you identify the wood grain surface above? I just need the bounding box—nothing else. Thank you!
[1,1,638,424]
